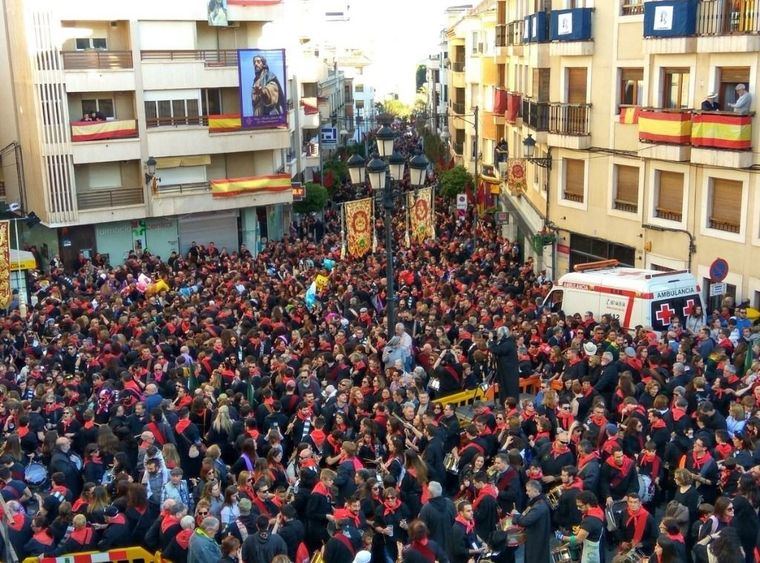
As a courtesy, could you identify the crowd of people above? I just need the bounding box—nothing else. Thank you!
[0,126,758,563]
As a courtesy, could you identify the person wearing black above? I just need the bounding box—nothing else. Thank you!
[241,515,287,563]
[422,424,445,485]
[489,327,519,404]
[448,501,487,563]
[418,481,455,550]
[600,447,639,505]
[276,504,305,562]
[402,520,449,563]
[554,466,584,533]
[305,469,335,550]
[616,494,656,556]
[49,437,81,498]
[512,480,551,563]
[556,491,604,563]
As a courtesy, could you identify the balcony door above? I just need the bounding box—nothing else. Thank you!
[718,67,750,111]
[566,68,588,134]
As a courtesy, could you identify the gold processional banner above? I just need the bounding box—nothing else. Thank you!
[407,187,434,244]
[0,221,10,308]
[344,198,373,258]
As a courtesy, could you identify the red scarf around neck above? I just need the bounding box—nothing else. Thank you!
[578,451,599,470]
[410,539,436,563]
[383,497,402,516]
[551,442,570,458]
[585,506,605,523]
[472,484,498,510]
[454,514,475,535]
[639,451,661,479]
[312,481,332,498]
[564,477,584,491]
[175,418,191,434]
[625,507,649,545]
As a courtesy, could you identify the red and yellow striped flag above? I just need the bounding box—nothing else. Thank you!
[618,106,640,124]
[211,174,291,198]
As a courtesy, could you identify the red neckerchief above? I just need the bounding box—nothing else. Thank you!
[526,467,543,480]
[383,497,401,516]
[606,455,634,487]
[300,457,318,471]
[625,507,649,545]
[521,410,535,422]
[585,506,605,523]
[312,481,332,499]
[454,514,474,535]
[252,495,271,517]
[246,428,259,440]
[8,513,24,531]
[691,451,712,471]
[32,530,54,546]
[70,526,93,545]
[556,410,575,430]
[551,442,570,458]
[472,484,498,510]
[296,409,311,422]
[589,413,607,428]
[410,538,436,563]
[83,420,95,430]
[176,528,193,549]
[326,435,342,453]
[667,532,684,544]
[651,418,667,430]
[161,515,179,533]
[535,431,551,442]
[333,507,361,528]
[715,442,733,460]
[602,437,620,456]
[51,485,69,497]
[671,407,687,422]
[175,418,191,434]
[564,477,584,491]
[639,451,661,478]
[17,426,29,438]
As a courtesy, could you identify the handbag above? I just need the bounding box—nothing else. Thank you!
[188,444,200,458]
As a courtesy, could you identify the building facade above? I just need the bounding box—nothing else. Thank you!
[0,0,296,268]
[446,0,760,311]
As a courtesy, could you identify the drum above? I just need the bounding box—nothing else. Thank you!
[551,543,573,563]
[620,548,647,563]
[504,526,526,547]
[24,462,48,489]
[443,452,459,475]
[70,452,83,471]
[546,485,563,510]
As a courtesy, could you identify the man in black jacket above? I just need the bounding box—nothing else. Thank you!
[489,327,519,403]
[276,504,305,562]
[97,505,132,551]
[241,515,288,563]
[512,480,552,563]
[49,437,81,498]
[419,481,456,549]
[422,424,446,484]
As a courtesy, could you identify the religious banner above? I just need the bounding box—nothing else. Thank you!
[238,49,287,129]
[0,221,10,309]
[407,187,434,244]
[506,159,527,196]
[211,174,291,197]
[344,197,373,258]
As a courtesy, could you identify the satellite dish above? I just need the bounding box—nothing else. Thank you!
[7,203,21,213]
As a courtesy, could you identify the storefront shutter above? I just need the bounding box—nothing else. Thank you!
[657,171,683,215]
[615,165,639,204]
[564,159,584,200]
[710,178,742,228]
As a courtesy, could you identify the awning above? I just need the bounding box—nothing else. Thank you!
[10,249,36,271]
[156,155,212,169]
[211,174,291,198]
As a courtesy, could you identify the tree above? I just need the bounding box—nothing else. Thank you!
[293,182,329,214]
[416,64,427,92]
[421,130,447,172]
[438,165,473,199]
[383,99,412,119]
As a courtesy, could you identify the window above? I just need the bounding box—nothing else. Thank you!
[355,84,364,93]
[613,165,638,213]
[201,88,221,116]
[75,38,107,50]
[567,67,588,104]
[570,234,635,270]
[532,68,550,102]
[619,68,643,109]
[663,68,690,109]
[87,163,121,189]
[717,67,750,111]
[621,0,644,15]
[144,99,200,127]
[708,178,742,233]
[655,170,684,222]
[302,83,318,98]
[355,100,364,109]
[81,98,114,119]
[563,159,584,203]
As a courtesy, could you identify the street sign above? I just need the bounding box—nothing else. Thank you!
[291,182,305,202]
[709,258,729,282]
[494,211,509,225]
[456,194,468,210]
[320,126,338,149]
[709,282,727,297]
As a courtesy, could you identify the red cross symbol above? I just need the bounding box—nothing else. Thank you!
[655,303,675,325]
[682,299,695,317]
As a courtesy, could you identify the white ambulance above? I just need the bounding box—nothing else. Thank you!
[542,260,702,332]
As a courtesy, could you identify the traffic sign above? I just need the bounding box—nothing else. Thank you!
[494,211,509,225]
[709,282,727,297]
[291,182,305,201]
[320,126,338,149]
[709,258,729,282]
[456,194,468,210]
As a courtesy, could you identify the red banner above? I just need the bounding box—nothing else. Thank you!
[506,92,521,123]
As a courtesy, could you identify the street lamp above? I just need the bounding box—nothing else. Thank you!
[346,140,430,337]
[5,203,41,315]
[522,134,555,274]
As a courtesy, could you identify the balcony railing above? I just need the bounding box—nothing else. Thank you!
[453,142,464,155]
[549,103,591,135]
[655,208,683,222]
[496,24,507,47]
[640,109,753,150]
[77,187,144,210]
[452,102,466,114]
[613,199,638,213]
[146,116,205,128]
[621,1,644,16]
[522,98,549,131]
[156,182,211,196]
[140,50,239,67]
[452,61,465,72]
[563,192,584,203]
[709,217,740,232]
[698,0,760,34]
[508,20,525,46]
[61,51,133,70]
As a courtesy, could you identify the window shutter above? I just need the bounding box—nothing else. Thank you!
[615,165,639,204]
[711,178,742,228]
[621,69,643,82]
[657,171,683,215]
[565,159,584,200]
[567,68,587,104]
[719,68,750,84]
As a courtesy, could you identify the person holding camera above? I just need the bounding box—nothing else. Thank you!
[489,327,519,404]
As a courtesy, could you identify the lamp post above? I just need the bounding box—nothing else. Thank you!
[522,134,555,273]
[346,127,429,337]
[5,203,40,315]
[447,107,480,243]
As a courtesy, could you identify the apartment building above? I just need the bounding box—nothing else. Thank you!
[0,0,297,269]
[446,0,760,311]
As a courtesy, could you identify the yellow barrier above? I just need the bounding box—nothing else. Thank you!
[24,546,156,563]
[432,384,495,409]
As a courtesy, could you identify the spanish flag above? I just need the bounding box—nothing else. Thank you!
[208,114,242,132]
[639,110,691,145]
[211,174,291,198]
[691,113,752,150]
[618,106,640,124]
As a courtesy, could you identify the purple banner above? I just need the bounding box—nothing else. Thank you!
[238,48,287,129]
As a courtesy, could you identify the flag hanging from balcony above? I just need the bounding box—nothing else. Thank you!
[407,187,434,244]
[70,119,137,142]
[344,197,374,258]
[691,113,752,150]
[0,221,10,309]
[638,110,691,144]
[506,159,527,196]
[211,174,291,198]
[208,114,242,132]
[618,106,640,124]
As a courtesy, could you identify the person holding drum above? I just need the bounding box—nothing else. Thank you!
[511,480,551,563]
[615,493,657,557]
[555,491,605,563]
[448,500,488,563]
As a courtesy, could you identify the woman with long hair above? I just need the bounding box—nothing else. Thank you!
[379,435,405,484]
[400,449,428,519]
[205,444,229,484]
[699,496,734,540]
[206,404,234,461]
[219,485,240,527]
[161,443,181,471]
[457,453,486,502]
[125,482,151,544]
[652,534,681,563]
[236,471,255,502]
[87,485,111,524]
[199,479,223,519]
[732,474,759,563]
[266,448,288,490]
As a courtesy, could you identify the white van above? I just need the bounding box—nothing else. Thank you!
[543,260,702,332]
